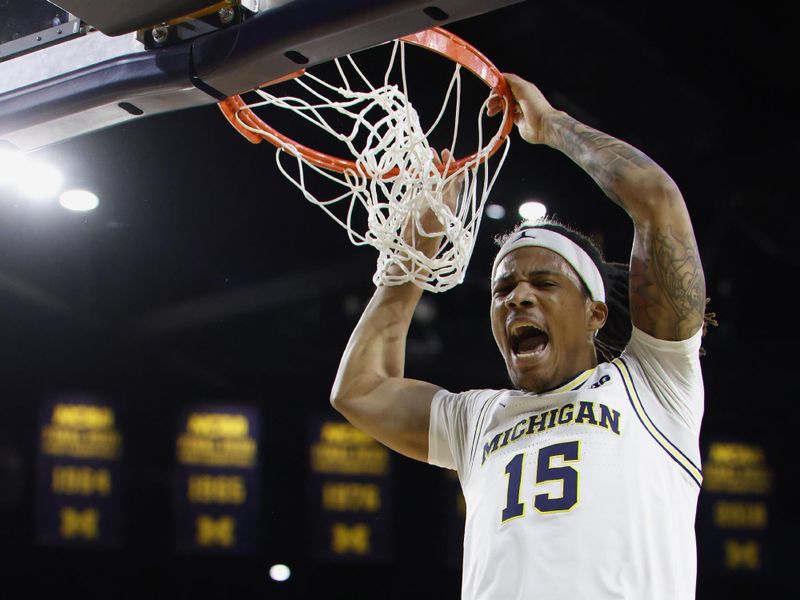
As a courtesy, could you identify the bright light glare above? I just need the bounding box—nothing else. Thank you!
[518,201,547,222]
[16,159,63,199]
[60,189,99,212]
[0,150,27,185]
[485,203,506,219]
[269,564,291,582]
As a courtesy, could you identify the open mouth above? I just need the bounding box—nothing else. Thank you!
[509,323,549,356]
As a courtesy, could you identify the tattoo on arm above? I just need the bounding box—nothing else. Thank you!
[547,113,655,206]
[631,227,706,339]
[546,112,707,339]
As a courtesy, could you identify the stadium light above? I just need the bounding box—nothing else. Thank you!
[0,149,26,185]
[518,200,547,222]
[269,563,291,582]
[60,189,99,212]
[485,203,506,219]
[0,149,63,200]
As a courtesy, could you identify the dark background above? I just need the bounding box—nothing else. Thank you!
[0,1,796,598]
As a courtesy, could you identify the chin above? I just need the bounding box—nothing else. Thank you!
[508,369,546,394]
[511,357,570,393]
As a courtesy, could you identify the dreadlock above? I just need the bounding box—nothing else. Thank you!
[494,218,716,361]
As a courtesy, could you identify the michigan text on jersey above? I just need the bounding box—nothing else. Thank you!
[481,401,621,465]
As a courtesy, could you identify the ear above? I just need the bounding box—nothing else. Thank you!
[586,300,608,333]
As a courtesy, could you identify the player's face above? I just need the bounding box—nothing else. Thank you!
[490,246,605,393]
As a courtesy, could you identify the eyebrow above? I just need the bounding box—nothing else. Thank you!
[492,269,566,286]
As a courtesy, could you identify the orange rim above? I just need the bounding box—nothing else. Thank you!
[217,27,514,177]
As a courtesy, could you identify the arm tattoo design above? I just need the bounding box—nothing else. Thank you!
[635,227,706,338]
[548,112,707,339]
[547,113,654,206]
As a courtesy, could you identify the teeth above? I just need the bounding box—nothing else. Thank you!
[509,322,541,335]
[508,321,547,356]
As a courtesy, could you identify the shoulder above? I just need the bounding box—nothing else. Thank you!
[433,387,510,410]
[428,388,511,471]
[618,325,704,394]
[622,325,703,369]
[616,325,704,431]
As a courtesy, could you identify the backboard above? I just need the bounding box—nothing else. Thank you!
[0,0,524,151]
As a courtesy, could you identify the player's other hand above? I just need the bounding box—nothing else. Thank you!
[402,148,463,259]
[435,148,463,217]
[488,73,560,145]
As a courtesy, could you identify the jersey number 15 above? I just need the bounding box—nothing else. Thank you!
[502,441,580,522]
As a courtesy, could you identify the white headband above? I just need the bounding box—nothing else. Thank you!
[492,227,606,302]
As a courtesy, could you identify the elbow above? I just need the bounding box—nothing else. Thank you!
[329,391,345,414]
[620,168,685,218]
[330,372,382,417]
[330,393,363,426]
[329,388,356,418]
[644,169,682,201]
[329,374,348,413]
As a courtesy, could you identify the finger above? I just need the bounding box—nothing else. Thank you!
[512,103,524,125]
[502,73,532,101]
[502,72,525,88]
[487,95,501,117]
[433,148,455,175]
[431,148,443,167]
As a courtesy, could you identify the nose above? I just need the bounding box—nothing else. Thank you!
[505,282,537,309]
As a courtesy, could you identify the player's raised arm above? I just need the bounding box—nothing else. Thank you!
[496,74,706,341]
[330,280,440,462]
[330,153,461,462]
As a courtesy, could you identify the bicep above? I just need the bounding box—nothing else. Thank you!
[333,377,441,463]
[628,185,706,341]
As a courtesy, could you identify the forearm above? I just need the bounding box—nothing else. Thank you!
[332,179,454,404]
[330,282,423,406]
[542,111,705,339]
[543,110,679,217]
[503,73,706,340]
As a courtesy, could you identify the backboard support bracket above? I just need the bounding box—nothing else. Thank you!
[0,0,524,151]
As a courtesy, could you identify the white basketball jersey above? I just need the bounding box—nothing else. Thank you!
[429,326,704,600]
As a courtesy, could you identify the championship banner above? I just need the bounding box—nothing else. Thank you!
[308,414,393,562]
[173,404,261,555]
[698,438,775,576]
[35,395,123,547]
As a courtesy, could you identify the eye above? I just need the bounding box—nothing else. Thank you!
[533,278,558,289]
[492,282,514,296]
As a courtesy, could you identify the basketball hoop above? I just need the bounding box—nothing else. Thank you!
[218,27,514,292]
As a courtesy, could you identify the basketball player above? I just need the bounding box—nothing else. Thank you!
[331,73,708,599]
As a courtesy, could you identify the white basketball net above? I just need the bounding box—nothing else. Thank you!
[231,40,510,292]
